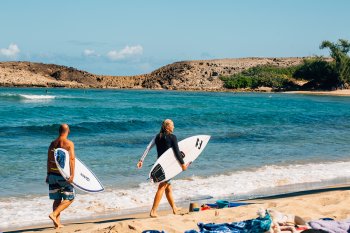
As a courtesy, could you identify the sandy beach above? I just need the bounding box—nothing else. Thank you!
[6,186,350,233]
[284,89,350,96]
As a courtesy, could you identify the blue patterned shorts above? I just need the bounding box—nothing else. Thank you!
[48,173,75,200]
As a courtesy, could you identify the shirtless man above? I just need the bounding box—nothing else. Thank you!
[46,124,75,228]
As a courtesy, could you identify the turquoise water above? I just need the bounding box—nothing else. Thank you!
[1,87,350,229]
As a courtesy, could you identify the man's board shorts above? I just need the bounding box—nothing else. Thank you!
[48,173,75,200]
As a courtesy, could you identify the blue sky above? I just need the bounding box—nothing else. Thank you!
[0,0,349,75]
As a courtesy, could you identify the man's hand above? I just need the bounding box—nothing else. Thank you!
[137,160,143,169]
[67,176,74,184]
[181,164,188,171]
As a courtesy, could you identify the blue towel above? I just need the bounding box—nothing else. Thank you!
[206,202,251,209]
[185,212,272,233]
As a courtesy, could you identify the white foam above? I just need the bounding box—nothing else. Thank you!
[0,93,17,97]
[0,93,56,101]
[19,94,56,100]
[173,161,350,199]
[2,160,350,230]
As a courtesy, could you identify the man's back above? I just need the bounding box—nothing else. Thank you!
[48,137,73,174]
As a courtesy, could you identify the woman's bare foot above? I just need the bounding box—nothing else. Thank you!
[173,207,182,215]
[150,210,158,218]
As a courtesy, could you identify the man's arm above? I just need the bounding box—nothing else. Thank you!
[46,142,53,183]
[47,147,50,174]
[68,142,75,183]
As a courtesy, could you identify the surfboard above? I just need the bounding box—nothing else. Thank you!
[149,135,210,183]
[54,148,104,193]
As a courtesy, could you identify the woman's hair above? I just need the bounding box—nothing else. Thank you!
[160,119,173,135]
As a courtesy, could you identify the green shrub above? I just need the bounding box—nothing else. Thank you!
[220,65,298,89]
[242,65,300,78]
[221,74,252,89]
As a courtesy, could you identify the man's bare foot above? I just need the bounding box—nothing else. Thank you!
[49,213,59,227]
[173,207,182,215]
[150,210,158,218]
[55,224,64,229]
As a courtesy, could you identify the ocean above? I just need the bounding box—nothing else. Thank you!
[1,87,350,230]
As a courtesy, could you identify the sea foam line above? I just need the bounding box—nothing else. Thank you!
[19,94,56,100]
[0,93,56,101]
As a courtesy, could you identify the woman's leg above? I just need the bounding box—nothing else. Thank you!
[150,182,167,217]
[165,184,180,214]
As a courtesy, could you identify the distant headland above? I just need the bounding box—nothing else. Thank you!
[1,39,349,93]
[0,57,307,91]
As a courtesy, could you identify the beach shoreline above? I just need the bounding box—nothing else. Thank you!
[283,89,350,96]
[6,185,350,233]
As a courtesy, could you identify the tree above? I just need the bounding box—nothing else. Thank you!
[294,57,337,90]
[320,39,350,88]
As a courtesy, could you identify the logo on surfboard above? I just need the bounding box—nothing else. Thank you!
[195,138,203,149]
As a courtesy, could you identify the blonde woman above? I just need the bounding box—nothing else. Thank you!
[137,119,187,217]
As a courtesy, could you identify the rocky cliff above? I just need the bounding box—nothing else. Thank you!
[0,57,305,90]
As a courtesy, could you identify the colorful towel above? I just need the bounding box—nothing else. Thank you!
[185,212,272,233]
[205,202,251,209]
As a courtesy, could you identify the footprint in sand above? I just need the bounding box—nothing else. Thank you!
[267,202,277,208]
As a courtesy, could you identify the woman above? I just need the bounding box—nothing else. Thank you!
[137,119,187,217]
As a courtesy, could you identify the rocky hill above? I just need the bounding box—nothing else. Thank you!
[0,57,306,90]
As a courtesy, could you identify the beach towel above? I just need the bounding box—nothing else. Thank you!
[205,202,251,209]
[308,219,350,233]
[184,212,272,233]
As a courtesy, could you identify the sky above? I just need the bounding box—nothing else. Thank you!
[0,0,349,75]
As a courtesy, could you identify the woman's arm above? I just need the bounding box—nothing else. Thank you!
[171,135,186,167]
[137,136,156,168]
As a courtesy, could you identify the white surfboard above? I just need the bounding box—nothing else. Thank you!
[54,148,104,193]
[149,135,210,183]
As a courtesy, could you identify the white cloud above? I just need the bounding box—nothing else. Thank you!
[0,43,20,58]
[107,45,143,61]
[83,49,98,57]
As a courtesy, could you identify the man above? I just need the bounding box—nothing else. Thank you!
[46,124,75,228]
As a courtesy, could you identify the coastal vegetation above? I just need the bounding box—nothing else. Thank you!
[220,65,301,90]
[221,39,350,91]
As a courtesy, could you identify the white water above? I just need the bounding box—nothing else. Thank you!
[19,94,56,100]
